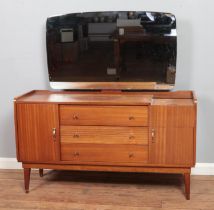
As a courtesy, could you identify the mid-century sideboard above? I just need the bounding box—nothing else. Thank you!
[14,90,197,199]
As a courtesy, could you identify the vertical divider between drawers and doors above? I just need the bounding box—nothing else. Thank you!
[58,103,62,161]
[148,104,152,164]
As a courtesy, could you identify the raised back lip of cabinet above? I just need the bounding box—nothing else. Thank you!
[14,90,196,103]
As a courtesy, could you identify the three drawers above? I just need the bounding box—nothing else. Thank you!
[60,105,149,164]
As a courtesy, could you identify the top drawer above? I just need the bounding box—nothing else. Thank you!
[60,105,148,126]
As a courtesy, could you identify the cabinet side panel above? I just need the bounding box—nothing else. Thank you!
[14,102,20,161]
[16,104,59,162]
[193,100,197,165]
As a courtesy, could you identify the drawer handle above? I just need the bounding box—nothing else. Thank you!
[129,153,134,158]
[129,116,135,120]
[73,152,79,157]
[73,115,79,120]
[73,134,79,138]
[129,135,135,140]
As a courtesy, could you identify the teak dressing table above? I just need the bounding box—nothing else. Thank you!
[14,89,197,199]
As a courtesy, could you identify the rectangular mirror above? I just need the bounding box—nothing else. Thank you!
[46,11,177,90]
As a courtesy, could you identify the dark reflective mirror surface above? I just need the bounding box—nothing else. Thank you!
[46,11,177,89]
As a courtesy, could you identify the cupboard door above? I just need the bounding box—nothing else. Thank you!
[16,104,59,162]
[149,105,196,166]
[149,127,194,165]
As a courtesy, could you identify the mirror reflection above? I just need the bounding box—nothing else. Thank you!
[46,11,177,88]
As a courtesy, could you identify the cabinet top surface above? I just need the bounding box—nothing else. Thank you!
[14,90,196,106]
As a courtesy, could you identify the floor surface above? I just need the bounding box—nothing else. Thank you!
[0,170,213,210]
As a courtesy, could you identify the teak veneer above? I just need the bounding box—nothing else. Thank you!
[14,90,197,200]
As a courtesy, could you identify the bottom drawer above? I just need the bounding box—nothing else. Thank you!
[61,143,148,164]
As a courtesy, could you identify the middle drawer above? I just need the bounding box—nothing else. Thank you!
[61,126,148,145]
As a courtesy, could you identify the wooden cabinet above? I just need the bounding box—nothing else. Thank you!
[15,104,59,162]
[14,90,197,199]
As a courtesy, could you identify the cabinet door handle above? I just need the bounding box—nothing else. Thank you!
[52,128,57,140]
[151,128,155,143]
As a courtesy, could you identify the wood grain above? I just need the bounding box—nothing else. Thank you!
[61,126,148,145]
[14,90,195,102]
[60,105,149,126]
[149,102,196,167]
[61,143,148,164]
[23,164,190,174]
[149,127,194,166]
[15,90,153,105]
[151,104,196,128]
[16,104,60,162]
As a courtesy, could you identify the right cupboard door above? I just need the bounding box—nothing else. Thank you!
[149,104,196,166]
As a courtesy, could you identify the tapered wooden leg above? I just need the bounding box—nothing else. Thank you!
[24,168,31,193]
[184,173,190,200]
[39,169,43,177]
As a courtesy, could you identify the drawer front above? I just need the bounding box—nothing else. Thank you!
[61,126,148,145]
[61,143,148,163]
[60,105,148,126]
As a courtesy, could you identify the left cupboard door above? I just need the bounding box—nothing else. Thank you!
[16,104,60,162]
